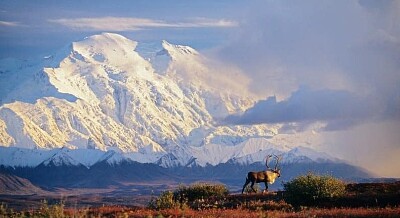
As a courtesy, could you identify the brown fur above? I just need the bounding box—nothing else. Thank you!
[241,169,281,194]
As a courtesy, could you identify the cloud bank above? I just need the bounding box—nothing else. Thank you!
[219,0,400,129]
[223,87,385,131]
[49,16,238,31]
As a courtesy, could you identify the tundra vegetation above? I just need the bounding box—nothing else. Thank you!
[1,173,399,217]
[283,172,346,207]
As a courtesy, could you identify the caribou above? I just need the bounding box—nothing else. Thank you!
[241,154,282,194]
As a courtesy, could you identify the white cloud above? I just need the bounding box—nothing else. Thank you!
[184,17,238,28]
[0,21,22,27]
[223,87,384,131]
[49,16,238,31]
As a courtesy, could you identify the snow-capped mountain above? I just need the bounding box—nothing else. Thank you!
[0,33,340,168]
[0,143,338,169]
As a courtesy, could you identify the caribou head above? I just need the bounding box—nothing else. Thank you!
[241,154,282,194]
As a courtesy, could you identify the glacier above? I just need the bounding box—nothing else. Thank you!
[0,33,340,168]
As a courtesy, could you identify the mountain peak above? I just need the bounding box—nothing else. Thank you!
[161,40,198,58]
[79,32,136,47]
[68,32,138,65]
[41,148,81,167]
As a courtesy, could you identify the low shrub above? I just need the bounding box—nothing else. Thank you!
[283,172,346,207]
[0,200,68,218]
[38,200,65,218]
[149,183,229,210]
[175,183,229,202]
[148,191,178,210]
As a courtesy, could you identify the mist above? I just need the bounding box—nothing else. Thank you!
[217,0,400,176]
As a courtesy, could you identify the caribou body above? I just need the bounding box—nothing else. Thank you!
[241,155,281,194]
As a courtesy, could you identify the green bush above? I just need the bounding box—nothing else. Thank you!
[283,172,346,206]
[148,191,177,210]
[148,183,229,210]
[175,183,229,202]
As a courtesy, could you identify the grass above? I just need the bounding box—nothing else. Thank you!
[1,181,399,217]
[1,199,399,217]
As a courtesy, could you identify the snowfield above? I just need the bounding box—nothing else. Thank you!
[0,33,337,168]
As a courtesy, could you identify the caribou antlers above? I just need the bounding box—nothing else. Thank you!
[265,154,281,170]
[265,154,272,169]
[273,154,282,171]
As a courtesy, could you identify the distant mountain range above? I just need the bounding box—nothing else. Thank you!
[0,145,373,192]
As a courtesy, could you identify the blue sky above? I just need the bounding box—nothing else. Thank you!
[1,0,400,176]
[0,0,242,58]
